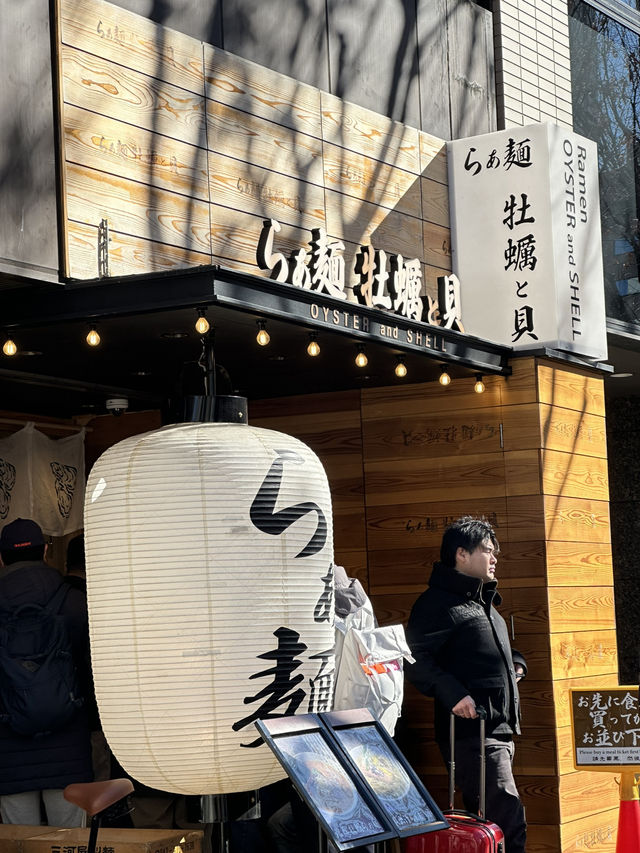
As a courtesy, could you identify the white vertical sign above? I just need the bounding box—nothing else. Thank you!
[448,123,607,360]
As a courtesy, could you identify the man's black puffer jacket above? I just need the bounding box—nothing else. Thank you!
[405,561,526,744]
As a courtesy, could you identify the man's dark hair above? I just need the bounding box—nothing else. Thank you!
[440,516,499,568]
[1,544,46,565]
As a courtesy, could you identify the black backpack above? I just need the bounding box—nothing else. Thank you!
[0,582,84,736]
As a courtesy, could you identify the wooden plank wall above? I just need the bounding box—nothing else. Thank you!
[252,356,620,853]
[58,0,449,300]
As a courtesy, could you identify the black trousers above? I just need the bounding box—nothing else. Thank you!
[438,735,527,853]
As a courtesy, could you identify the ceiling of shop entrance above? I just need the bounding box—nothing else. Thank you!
[0,273,637,422]
[0,294,477,421]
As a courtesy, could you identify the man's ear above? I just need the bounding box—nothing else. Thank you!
[455,546,468,567]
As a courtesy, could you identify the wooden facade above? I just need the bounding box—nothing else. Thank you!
[251,357,620,853]
[57,0,449,300]
[55,3,621,852]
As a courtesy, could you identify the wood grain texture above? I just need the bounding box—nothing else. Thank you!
[205,99,323,184]
[61,0,205,94]
[419,130,448,184]
[422,220,452,271]
[361,406,504,462]
[501,404,543,451]
[537,362,606,417]
[364,452,508,505]
[64,105,210,200]
[66,221,210,279]
[365,497,506,552]
[499,586,549,636]
[65,162,211,253]
[62,46,206,145]
[504,449,543,496]
[557,770,618,823]
[543,495,611,543]
[504,494,547,542]
[204,43,322,137]
[421,177,450,226]
[547,587,615,634]
[541,449,610,501]
[361,376,502,420]
[492,539,547,587]
[545,540,613,587]
[322,142,422,217]
[321,92,420,173]
[324,188,424,259]
[549,630,618,680]
[207,151,326,232]
[559,810,618,853]
[539,405,607,458]
[500,357,539,406]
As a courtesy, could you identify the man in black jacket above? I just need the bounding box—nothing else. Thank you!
[0,518,92,826]
[406,516,527,853]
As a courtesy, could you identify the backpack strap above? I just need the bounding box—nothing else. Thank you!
[46,581,72,615]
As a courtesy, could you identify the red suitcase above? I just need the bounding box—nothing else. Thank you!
[404,710,505,853]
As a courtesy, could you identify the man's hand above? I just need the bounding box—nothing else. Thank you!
[452,695,478,718]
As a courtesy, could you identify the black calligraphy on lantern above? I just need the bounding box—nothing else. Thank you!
[313,565,334,623]
[307,647,334,713]
[233,627,308,747]
[250,448,327,558]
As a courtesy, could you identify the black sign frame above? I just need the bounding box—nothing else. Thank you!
[256,710,448,850]
[255,714,396,850]
[322,708,449,839]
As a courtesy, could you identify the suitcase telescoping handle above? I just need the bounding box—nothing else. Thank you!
[448,705,487,819]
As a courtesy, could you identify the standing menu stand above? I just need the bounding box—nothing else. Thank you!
[256,709,448,851]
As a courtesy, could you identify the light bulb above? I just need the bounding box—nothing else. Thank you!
[3,337,17,357]
[355,347,368,368]
[439,366,451,386]
[395,359,407,378]
[474,375,485,394]
[86,326,101,347]
[256,321,270,346]
[307,335,320,357]
[195,310,210,335]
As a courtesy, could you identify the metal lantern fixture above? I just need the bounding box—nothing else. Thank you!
[84,418,335,794]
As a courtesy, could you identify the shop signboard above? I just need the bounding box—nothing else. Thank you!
[448,123,607,361]
[570,688,640,771]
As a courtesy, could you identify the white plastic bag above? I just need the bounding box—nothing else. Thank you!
[332,623,415,735]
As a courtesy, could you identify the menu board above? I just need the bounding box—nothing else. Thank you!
[256,709,447,849]
[570,688,640,771]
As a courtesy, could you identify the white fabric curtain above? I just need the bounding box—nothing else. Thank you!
[0,422,85,536]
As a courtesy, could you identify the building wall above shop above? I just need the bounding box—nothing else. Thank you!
[105,0,496,141]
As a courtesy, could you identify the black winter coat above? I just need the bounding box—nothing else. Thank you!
[0,561,93,795]
[405,562,526,744]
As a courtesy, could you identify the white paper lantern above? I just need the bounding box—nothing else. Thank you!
[84,422,335,794]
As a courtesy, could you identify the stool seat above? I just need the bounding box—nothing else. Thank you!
[64,778,134,817]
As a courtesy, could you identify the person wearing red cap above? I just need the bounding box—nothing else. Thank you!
[0,518,93,826]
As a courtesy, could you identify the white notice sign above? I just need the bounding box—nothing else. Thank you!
[448,123,607,360]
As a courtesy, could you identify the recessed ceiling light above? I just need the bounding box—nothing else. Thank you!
[160,331,188,340]
[132,369,152,377]
[610,372,633,379]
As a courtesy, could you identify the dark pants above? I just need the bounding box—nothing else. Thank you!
[439,735,527,853]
